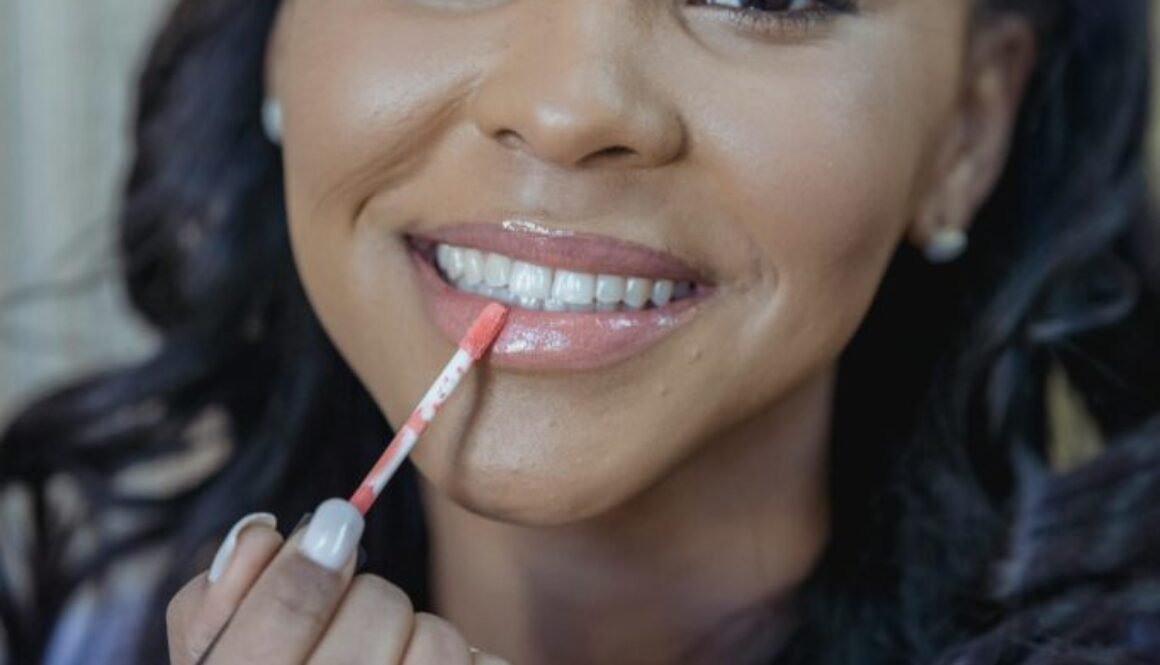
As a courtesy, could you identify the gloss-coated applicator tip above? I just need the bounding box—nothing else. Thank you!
[460,302,510,360]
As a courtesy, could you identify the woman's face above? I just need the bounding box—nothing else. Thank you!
[273,0,983,523]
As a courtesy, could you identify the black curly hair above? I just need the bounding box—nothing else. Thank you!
[2,0,1159,663]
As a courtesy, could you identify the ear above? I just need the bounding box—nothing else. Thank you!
[908,15,1037,252]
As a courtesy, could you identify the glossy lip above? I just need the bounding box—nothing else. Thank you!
[407,230,712,372]
[411,222,710,283]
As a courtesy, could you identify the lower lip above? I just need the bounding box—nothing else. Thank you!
[410,247,707,371]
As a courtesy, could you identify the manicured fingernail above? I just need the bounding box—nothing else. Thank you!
[208,513,277,584]
[297,499,364,571]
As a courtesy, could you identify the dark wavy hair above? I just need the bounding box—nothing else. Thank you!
[3,0,1159,663]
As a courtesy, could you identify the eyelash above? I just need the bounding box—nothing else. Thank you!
[691,0,860,34]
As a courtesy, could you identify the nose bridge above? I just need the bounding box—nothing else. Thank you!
[467,1,684,169]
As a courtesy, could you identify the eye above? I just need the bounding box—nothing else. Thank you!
[701,0,823,9]
[689,0,859,33]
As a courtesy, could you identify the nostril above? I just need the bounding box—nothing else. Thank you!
[495,129,525,149]
[581,145,638,167]
[595,146,635,159]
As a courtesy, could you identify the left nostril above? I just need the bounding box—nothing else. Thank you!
[494,129,525,150]
[599,146,634,158]
[582,145,637,166]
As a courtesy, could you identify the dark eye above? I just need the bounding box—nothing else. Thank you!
[701,0,822,9]
[691,0,858,20]
[689,0,858,33]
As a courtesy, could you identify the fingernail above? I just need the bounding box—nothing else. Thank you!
[297,499,364,571]
[208,513,277,584]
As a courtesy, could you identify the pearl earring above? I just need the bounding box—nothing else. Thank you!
[262,98,283,145]
[924,228,969,264]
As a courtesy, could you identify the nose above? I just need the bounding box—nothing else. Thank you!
[466,4,686,170]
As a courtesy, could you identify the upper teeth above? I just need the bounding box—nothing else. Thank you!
[435,243,695,312]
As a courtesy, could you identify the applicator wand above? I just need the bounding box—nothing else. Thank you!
[349,303,510,515]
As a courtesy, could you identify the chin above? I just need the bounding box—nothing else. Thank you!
[417,449,638,527]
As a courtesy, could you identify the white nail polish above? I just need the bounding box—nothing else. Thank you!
[298,499,364,571]
[208,513,277,584]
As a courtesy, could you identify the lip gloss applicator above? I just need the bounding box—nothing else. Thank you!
[349,303,510,515]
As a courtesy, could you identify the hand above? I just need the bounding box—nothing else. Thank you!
[167,499,508,664]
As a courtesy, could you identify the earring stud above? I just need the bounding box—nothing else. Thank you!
[262,98,283,145]
[924,228,969,264]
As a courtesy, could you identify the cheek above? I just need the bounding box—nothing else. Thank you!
[690,44,950,358]
[278,6,487,220]
[276,8,493,410]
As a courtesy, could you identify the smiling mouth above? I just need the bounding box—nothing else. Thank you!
[409,222,712,310]
[416,241,703,313]
[407,224,714,371]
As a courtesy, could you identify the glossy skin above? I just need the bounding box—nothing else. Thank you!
[169,1,1034,663]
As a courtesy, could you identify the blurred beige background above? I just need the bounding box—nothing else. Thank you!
[0,0,172,422]
[0,2,1158,424]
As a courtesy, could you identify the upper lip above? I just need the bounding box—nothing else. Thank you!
[409,222,710,283]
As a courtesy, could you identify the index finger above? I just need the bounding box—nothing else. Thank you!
[203,499,364,665]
